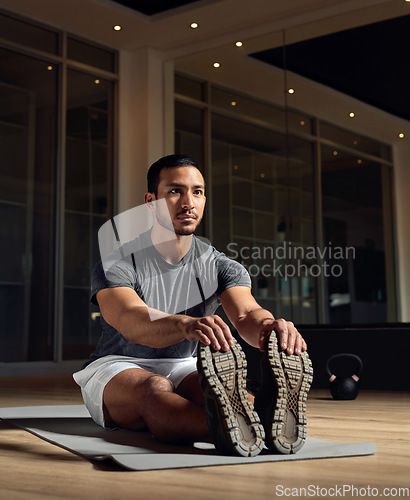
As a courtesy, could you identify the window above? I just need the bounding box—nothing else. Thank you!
[63,70,115,360]
[67,36,116,72]
[0,13,117,368]
[0,13,59,54]
[174,74,396,325]
[321,144,394,323]
[210,112,316,324]
[0,49,58,361]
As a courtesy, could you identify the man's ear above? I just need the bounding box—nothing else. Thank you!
[144,193,155,208]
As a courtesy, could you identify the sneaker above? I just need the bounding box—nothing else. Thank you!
[254,330,313,454]
[197,341,265,457]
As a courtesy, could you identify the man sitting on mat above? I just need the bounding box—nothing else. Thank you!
[73,154,313,457]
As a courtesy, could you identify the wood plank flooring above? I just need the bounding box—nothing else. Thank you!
[0,375,409,499]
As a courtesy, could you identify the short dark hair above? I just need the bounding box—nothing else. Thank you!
[147,154,201,196]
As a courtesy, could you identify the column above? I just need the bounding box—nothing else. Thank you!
[117,47,174,213]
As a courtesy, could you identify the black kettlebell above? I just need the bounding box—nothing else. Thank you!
[326,353,363,400]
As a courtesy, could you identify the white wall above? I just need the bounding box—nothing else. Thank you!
[117,48,174,214]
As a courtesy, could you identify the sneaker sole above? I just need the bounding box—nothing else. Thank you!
[259,332,313,454]
[198,342,265,457]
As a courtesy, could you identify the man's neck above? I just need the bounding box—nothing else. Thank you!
[150,224,193,264]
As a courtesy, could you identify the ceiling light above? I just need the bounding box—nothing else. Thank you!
[235,41,243,47]
[399,133,405,138]
[349,112,355,118]
[213,62,221,68]
[94,79,101,85]
[190,22,199,29]
[113,25,122,31]
[333,151,338,156]
[300,120,305,126]
[47,65,53,71]
[231,101,237,106]
[288,88,295,94]
[357,159,363,164]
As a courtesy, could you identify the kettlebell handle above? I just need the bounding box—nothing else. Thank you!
[326,353,363,380]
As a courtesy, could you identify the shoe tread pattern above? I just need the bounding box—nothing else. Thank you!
[267,333,313,454]
[198,343,265,457]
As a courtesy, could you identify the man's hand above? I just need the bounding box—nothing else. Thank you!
[220,286,307,356]
[182,315,235,352]
[259,318,307,355]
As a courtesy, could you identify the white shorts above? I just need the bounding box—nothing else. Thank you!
[73,355,198,428]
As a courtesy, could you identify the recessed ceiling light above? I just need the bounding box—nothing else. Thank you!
[357,159,363,164]
[94,79,101,85]
[113,25,122,31]
[300,120,305,126]
[235,41,243,47]
[349,112,355,118]
[333,151,338,156]
[213,62,221,68]
[288,88,295,94]
[399,133,405,138]
[47,65,53,71]
[231,101,237,106]
[190,22,199,29]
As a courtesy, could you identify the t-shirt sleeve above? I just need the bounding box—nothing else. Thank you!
[215,251,251,295]
[90,258,137,305]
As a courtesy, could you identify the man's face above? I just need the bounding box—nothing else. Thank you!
[149,166,206,236]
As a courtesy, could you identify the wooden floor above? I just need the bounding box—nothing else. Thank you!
[0,375,409,500]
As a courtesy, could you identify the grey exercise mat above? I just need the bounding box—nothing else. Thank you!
[0,405,377,471]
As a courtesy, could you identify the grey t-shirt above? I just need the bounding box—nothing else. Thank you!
[87,230,251,364]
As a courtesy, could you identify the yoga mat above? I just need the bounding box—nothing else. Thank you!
[0,405,377,471]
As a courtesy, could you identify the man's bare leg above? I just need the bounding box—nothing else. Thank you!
[102,368,209,443]
[175,370,204,405]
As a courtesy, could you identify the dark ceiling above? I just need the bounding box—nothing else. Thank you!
[251,15,410,122]
[112,0,202,16]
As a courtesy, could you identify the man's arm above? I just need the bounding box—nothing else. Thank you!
[96,286,235,351]
[220,286,307,355]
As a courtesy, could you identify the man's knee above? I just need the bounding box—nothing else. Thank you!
[103,370,173,429]
[143,373,174,396]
